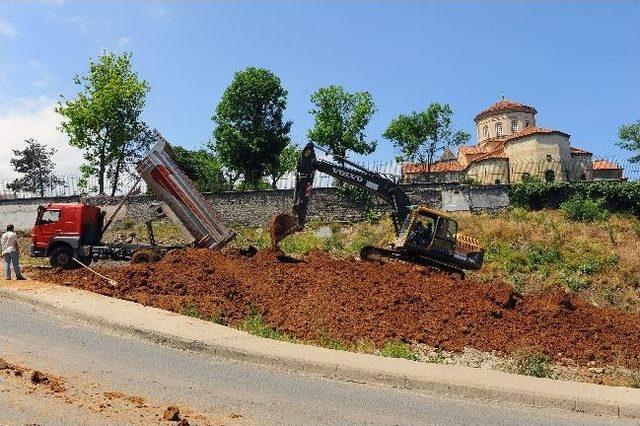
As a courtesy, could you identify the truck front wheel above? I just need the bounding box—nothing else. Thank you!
[49,247,74,269]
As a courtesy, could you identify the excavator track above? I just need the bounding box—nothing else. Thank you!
[360,245,466,279]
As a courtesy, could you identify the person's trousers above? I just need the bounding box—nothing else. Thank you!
[3,252,23,279]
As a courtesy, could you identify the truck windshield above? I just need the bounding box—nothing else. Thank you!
[36,209,60,224]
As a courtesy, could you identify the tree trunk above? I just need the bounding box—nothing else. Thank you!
[98,142,106,195]
[38,164,44,197]
[110,156,124,197]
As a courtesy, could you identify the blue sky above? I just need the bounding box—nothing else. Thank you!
[0,0,638,177]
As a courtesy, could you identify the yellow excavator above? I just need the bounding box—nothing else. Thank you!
[271,143,485,278]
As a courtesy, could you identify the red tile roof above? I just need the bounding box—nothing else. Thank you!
[593,160,622,170]
[473,151,509,162]
[474,99,537,122]
[459,146,487,155]
[570,146,592,155]
[402,160,464,174]
[508,125,570,140]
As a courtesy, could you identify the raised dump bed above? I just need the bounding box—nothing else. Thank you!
[136,131,235,249]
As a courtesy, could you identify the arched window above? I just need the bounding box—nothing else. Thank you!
[495,179,501,185]
[511,120,518,133]
[525,121,530,128]
[495,122,503,137]
[483,125,488,137]
[544,169,555,182]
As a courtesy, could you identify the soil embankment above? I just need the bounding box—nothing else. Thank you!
[31,248,640,368]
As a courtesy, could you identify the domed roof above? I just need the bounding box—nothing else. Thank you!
[474,99,537,122]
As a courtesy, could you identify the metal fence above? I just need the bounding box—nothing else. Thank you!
[0,157,637,200]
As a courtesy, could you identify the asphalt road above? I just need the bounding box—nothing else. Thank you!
[0,296,635,425]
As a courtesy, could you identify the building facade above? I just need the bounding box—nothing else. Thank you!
[403,99,623,184]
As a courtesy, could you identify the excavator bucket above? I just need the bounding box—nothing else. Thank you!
[269,212,301,249]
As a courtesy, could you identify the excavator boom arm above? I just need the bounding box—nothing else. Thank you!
[292,143,411,233]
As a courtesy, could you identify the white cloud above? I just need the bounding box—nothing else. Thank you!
[28,60,54,88]
[0,97,84,180]
[0,19,18,39]
[149,1,169,20]
[69,16,88,32]
[118,36,132,48]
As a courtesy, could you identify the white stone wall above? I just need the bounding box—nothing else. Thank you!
[465,158,510,185]
[503,133,572,182]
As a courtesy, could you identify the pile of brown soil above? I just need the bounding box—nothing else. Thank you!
[32,248,640,368]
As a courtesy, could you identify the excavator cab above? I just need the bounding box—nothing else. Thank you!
[400,207,458,255]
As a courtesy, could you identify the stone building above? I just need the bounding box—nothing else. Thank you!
[402,99,623,184]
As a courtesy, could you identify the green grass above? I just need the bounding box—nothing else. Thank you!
[179,302,227,324]
[238,308,292,341]
[317,333,349,351]
[179,302,205,319]
[628,372,640,389]
[380,341,418,361]
[511,349,552,378]
[461,209,640,310]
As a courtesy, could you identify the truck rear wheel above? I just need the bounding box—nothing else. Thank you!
[131,249,160,264]
[49,246,75,269]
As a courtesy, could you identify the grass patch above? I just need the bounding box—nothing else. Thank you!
[238,308,291,341]
[511,348,552,378]
[179,302,205,319]
[628,372,640,389]
[380,341,418,361]
[318,332,349,351]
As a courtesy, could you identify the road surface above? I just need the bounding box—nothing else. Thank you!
[0,296,634,425]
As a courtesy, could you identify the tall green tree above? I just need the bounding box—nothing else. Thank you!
[265,143,300,189]
[7,138,63,197]
[616,120,640,163]
[307,85,377,159]
[210,67,292,189]
[56,51,151,196]
[171,146,229,192]
[383,103,470,182]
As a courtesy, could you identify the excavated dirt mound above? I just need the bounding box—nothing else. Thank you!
[32,248,640,368]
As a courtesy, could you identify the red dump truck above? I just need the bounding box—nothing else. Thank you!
[30,131,235,269]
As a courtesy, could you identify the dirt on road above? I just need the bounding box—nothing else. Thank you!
[0,355,241,425]
[31,248,640,368]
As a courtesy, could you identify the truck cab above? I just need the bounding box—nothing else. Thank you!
[31,203,103,268]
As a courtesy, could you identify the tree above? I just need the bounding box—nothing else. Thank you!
[307,85,376,159]
[616,120,640,163]
[171,146,229,193]
[383,103,470,182]
[265,143,300,189]
[56,51,151,196]
[7,138,63,197]
[210,67,292,189]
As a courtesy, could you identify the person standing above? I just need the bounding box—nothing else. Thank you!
[1,224,25,280]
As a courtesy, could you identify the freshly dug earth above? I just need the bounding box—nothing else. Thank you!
[32,248,640,368]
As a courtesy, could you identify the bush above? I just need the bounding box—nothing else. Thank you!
[338,185,380,222]
[560,197,608,222]
[508,181,640,215]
